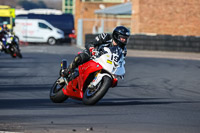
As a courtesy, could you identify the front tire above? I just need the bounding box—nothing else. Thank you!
[17,52,23,58]
[10,46,22,58]
[50,78,68,103]
[83,76,112,105]
[48,37,56,45]
[9,46,16,58]
[15,36,19,44]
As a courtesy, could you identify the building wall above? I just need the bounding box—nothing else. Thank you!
[132,0,200,36]
[95,15,131,32]
[74,1,123,34]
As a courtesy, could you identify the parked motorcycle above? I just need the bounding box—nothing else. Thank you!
[50,46,125,105]
[0,33,22,58]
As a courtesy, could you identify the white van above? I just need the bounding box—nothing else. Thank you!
[14,19,64,45]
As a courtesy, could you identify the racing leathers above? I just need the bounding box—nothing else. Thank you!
[0,30,8,48]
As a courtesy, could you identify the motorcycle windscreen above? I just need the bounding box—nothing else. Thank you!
[95,46,125,76]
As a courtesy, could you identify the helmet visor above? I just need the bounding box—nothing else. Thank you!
[118,35,129,44]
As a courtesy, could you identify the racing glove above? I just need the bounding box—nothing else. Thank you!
[89,47,96,56]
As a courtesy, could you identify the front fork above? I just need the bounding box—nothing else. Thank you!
[88,70,118,88]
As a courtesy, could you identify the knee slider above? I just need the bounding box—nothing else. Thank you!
[74,54,82,64]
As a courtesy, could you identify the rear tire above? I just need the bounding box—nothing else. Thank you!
[50,78,68,103]
[83,76,112,105]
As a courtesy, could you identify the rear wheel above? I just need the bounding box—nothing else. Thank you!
[50,77,68,103]
[83,76,112,105]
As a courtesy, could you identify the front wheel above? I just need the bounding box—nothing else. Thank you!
[48,37,56,45]
[50,77,68,103]
[17,52,23,58]
[15,47,23,58]
[83,76,112,105]
[9,46,17,58]
[10,46,22,58]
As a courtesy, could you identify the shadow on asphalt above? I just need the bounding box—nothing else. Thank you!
[97,98,199,106]
[0,83,199,110]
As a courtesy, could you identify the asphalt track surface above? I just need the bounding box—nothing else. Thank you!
[0,45,200,133]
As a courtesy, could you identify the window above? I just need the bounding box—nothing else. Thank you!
[38,22,52,30]
[64,0,74,14]
[0,17,10,25]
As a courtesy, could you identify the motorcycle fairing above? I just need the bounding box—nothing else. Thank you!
[62,77,82,100]
[62,60,103,99]
[79,60,103,87]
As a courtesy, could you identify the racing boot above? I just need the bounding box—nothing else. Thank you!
[62,58,78,82]
[63,52,90,82]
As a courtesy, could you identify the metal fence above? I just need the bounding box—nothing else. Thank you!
[77,18,132,47]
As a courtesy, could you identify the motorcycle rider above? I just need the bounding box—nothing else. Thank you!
[0,26,8,50]
[0,22,10,47]
[2,22,9,32]
[0,22,20,50]
[62,26,130,82]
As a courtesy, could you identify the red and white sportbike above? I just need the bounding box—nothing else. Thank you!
[50,46,125,105]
